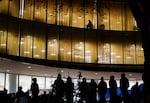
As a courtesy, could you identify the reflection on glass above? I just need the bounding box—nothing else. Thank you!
[0,30,7,53]
[98,43,110,64]
[0,73,5,90]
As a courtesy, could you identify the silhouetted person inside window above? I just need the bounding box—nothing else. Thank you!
[109,75,119,103]
[89,79,97,103]
[53,73,65,103]
[98,77,107,103]
[65,76,74,103]
[87,20,93,29]
[120,73,129,103]
[79,77,89,103]
[31,78,39,103]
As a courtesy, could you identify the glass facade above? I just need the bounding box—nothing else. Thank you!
[0,72,143,93]
[0,0,144,65]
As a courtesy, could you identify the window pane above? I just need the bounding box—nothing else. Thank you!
[72,0,84,28]
[110,34,123,64]
[110,2,122,30]
[0,0,9,14]
[97,1,110,30]
[34,0,46,23]
[0,73,5,90]
[33,25,46,59]
[85,0,97,29]
[0,18,7,53]
[47,27,59,60]
[72,30,84,63]
[98,34,110,64]
[32,76,45,89]
[19,75,31,92]
[85,31,97,63]
[20,22,33,58]
[59,28,71,62]
[9,0,19,17]
[123,35,136,64]
[59,0,70,26]
[23,0,34,20]
[7,20,19,56]
[6,73,18,93]
[47,0,57,24]
[46,77,55,90]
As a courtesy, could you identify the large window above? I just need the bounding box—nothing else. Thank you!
[123,35,136,64]
[47,27,59,60]
[47,0,57,24]
[20,22,33,58]
[7,20,19,56]
[110,34,123,64]
[72,30,85,63]
[34,0,47,23]
[59,0,70,26]
[98,34,111,64]
[19,75,32,92]
[33,24,46,59]
[72,0,85,28]
[85,0,97,29]
[23,0,34,20]
[0,0,9,14]
[9,0,19,17]
[85,30,97,63]
[59,28,72,62]
[0,18,7,54]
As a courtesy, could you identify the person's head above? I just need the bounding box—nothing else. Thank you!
[57,73,62,80]
[32,78,37,83]
[91,79,95,83]
[83,77,86,82]
[121,73,125,78]
[67,76,72,82]
[18,86,22,91]
[110,75,115,80]
[101,77,104,81]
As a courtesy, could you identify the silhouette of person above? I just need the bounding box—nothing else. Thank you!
[130,82,140,103]
[31,78,39,103]
[53,73,65,103]
[120,73,129,103]
[39,91,48,103]
[98,77,107,103]
[78,77,89,103]
[65,76,74,103]
[16,86,25,103]
[89,79,97,103]
[109,75,119,103]
[87,20,93,29]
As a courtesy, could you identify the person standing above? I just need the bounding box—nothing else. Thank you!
[53,73,65,103]
[65,76,74,103]
[31,78,39,103]
[98,77,107,103]
[89,79,97,103]
[120,73,129,103]
[109,75,119,103]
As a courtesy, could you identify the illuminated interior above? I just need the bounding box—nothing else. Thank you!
[0,0,144,65]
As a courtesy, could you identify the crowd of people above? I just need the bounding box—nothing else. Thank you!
[0,73,144,103]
